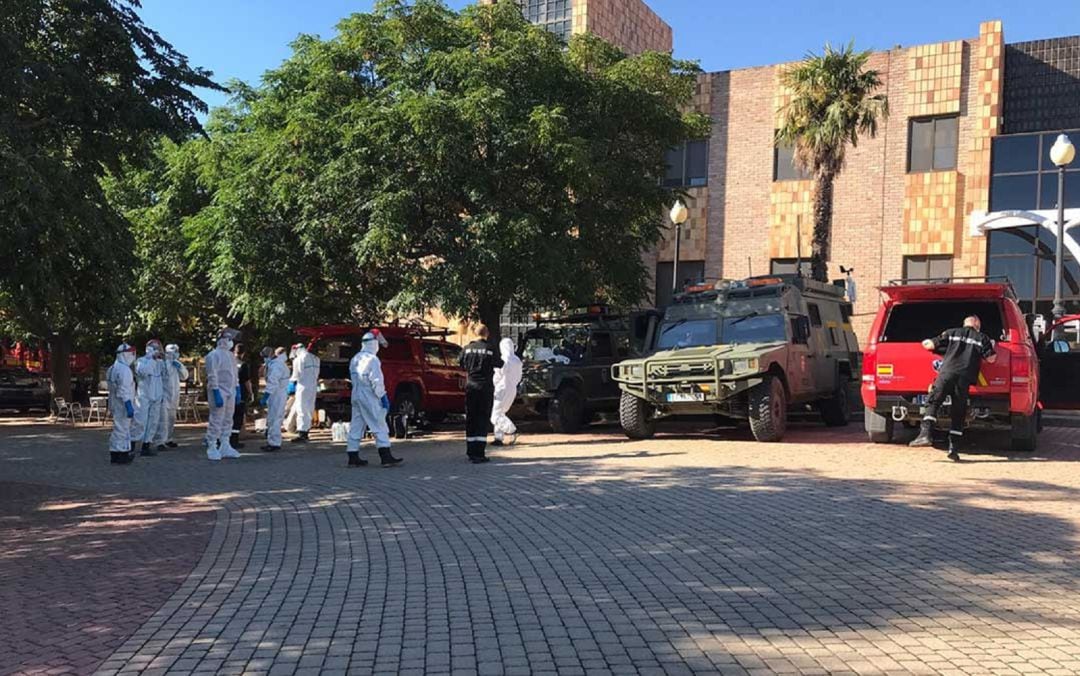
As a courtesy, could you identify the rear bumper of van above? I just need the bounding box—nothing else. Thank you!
[871,393,1011,428]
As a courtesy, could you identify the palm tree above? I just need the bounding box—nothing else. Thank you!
[776,42,888,282]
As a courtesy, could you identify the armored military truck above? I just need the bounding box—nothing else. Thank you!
[611,275,859,442]
[517,307,657,433]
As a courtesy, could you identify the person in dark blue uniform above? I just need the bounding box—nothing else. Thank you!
[458,325,503,463]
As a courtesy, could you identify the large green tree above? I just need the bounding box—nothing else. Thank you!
[0,0,220,398]
[177,0,705,339]
[776,42,888,282]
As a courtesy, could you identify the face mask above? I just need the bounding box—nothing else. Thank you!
[121,352,135,366]
[146,346,156,357]
[224,339,234,350]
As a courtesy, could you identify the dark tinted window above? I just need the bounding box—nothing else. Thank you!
[908,116,958,172]
[987,255,1036,301]
[589,332,613,359]
[1038,170,1080,209]
[380,338,412,362]
[990,174,1039,212]
[807,304,822,327]
[663,140,708,187]
[992,134,1040,174]
[686,140,709,186]
[881,301,1004,343]
[903,255,953,281]
[423,343,446,366]
[1042,132,1080,171]
[443,343,462,365]
[774,142,812,181]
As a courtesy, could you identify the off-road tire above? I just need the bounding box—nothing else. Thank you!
[1010,412,1037,453]
[390,387,420,439]
[619,391,656,440]
[748,377,787,442]
[865,407,895,444]
[818,384,851,427]
[548,386,585,433]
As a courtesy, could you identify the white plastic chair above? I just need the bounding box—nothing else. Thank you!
[86,397,109,425]
[53,398,83,425]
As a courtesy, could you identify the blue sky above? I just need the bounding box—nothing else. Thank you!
[139,0,1080,113]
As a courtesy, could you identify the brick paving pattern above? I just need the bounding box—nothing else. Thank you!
[1,420,1079,674]
[0,482,214,676]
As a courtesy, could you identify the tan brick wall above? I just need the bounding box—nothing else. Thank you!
[908,40,964,116]
[902,171,962,255]
[577,0,673,54]
[657,188,708,261]
[768,182,814,259]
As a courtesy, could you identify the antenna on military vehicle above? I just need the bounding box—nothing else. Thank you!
[795,215,804,278]
[747,256,752,277]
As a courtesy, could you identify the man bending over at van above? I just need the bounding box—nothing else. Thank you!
[910,315,997,461]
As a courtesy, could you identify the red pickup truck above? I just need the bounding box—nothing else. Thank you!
[296,323,466,426]
[861,280,1040,451]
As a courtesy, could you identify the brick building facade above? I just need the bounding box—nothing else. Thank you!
[500,0,1080,342]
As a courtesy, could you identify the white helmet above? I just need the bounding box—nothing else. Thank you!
[116,342,136,366]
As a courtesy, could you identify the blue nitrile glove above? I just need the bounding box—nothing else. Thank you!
[212,389,224,408]
[235,385,243,404]
[380,394,391,411]
[260,392,269,407]
[124,400,134,418]
[171,360,182,371]
[287,381,297,395]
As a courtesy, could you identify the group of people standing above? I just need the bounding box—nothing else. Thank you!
[105,324,524,466]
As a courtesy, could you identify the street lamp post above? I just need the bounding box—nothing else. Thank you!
[669,199,689,296]
[1049,134,1076,329]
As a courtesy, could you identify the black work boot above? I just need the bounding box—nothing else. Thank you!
[378,447,403,467]
[123,451,136,464]
[165,441,179,448]
[291,430,309,443]
[908,421,935,448]
[110,451,123,464]
[947,435,961,462]
[347,451,368,467]
[131,440,139,455]
[140,442,157,456]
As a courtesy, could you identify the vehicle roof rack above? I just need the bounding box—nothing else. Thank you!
[885,276,1017,299]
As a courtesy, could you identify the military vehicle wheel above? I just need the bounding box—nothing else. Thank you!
[548,386,585,433]
[1010,413,1037,453]
[619,391,656,439]
[818,384,850,427]
[748,378,787,442]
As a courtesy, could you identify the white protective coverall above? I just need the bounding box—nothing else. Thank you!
[264,353,291,447]
[289,345,320,433]
[205,335,240,460]
[491,338,523,442]
[107,345,137,453]
[131,343,165,447]
[155,344,189,446]
[346,336,391,452]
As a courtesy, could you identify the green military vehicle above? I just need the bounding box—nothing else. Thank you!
[611,275,859,442]
[517,307,657,433]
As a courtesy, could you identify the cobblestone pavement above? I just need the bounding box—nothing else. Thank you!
[2,418,1080,675]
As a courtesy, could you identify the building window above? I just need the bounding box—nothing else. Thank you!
[903,255,954,282]
[987,226,1080,314]
[773,142,812,181]
[515,0,572,41]
[770,258,805,275]
[807,304,823,327]
[989,130,1080,212]
[908,115,959,172]
[663,140,708,188]
[655,260,706,307]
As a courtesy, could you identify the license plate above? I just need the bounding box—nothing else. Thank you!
[667,393,704,403]
[913,395,950,405]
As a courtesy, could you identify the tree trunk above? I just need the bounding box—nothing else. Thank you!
[810,171,835,283]
[477,300,504,346]
[48,329,73,403]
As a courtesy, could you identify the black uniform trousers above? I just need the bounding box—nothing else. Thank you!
[465,384,494,458]
[924,370,971,436]
[230,400,246,447]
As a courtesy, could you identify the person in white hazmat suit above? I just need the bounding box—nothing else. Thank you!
[288,343,320,442]
[490,337,523,446]
[153,343,189,451]
[260,346,290,452]
[205,328,242,461]
[345,332,403,468]
[107,343,138,464]
[131,338,166,456]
